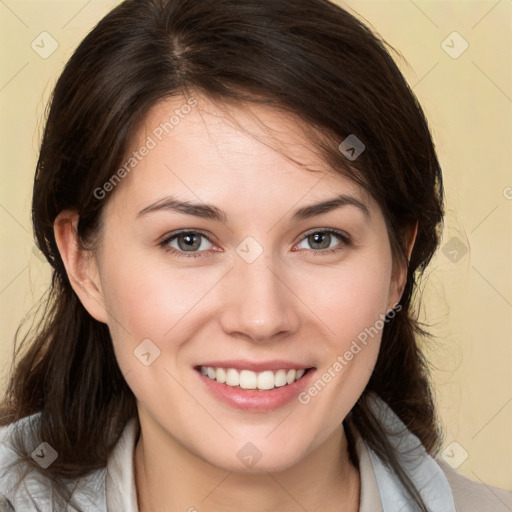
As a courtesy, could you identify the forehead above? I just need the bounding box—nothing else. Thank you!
[103,94,376,218]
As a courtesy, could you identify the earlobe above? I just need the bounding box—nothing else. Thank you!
[53,211,109,323]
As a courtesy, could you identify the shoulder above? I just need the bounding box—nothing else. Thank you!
[361,394,511,512]
[0,415,35,486]
[0,415,43,509]
[435,456,512,512]
[0,415,108,511]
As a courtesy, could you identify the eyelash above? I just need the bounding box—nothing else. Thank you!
[159,228,351,259]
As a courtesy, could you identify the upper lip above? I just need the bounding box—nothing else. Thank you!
[196,360,314,372]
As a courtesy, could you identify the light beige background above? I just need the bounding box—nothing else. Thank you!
[1,0,511,490]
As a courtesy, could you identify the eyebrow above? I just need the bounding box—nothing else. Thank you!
[136,194,370,223]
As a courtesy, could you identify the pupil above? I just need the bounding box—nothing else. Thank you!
[310,233,330,249]
[179,234,200,251]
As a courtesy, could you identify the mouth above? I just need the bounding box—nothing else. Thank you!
[196,365,313,391]
[194,362,316,411]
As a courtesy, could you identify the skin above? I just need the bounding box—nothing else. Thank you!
[55,95,415,512]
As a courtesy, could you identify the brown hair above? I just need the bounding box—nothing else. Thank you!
[1,0,444,509]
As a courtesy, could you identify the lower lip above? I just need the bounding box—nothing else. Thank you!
[196,368,316,412]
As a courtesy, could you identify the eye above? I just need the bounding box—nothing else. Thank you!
[294,229,350,254]
[159,228,351,259]
[159,230,215,258]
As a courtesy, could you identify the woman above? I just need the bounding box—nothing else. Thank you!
[0,0,510,510]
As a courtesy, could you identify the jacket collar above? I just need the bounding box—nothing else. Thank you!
[105,393,456,512]
[360,393,456,512]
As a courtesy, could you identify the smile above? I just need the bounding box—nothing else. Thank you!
[199,366,309,391]
[195,360,316,411]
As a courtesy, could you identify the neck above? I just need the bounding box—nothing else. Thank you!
[134,417,360,512]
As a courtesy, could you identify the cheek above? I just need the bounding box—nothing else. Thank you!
[99,250,216,335]
[311,256,393,348]
[297,253,393,410]
[96,247,228,383]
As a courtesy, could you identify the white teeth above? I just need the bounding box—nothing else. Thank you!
[199,366,308,390]
[274,369,287,387]
[286,369,296,384]
[216,367,226,383]
[257,370,275,390]
[226,368,240,387]
[239,370,257,389]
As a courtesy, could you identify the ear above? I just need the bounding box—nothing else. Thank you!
[388,221,418,309]
[54,210,109,323]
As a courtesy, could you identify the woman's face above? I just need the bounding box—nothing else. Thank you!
[85,95,405,472]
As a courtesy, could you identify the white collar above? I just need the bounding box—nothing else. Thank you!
[359,393,456,511]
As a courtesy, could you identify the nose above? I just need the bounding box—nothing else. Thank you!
[218,252,301,343]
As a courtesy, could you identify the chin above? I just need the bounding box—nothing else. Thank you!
[196,437,310,474]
